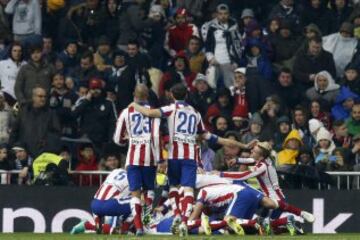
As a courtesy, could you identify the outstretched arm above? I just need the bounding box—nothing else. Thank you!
[201,133,257,149]
[131,102,162,118]
[220,163,266,180]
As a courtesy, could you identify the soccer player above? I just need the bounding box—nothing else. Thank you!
[113,84,162,236]
[70,168,132,235]
[131,83,252,236]
[216,141,315,235]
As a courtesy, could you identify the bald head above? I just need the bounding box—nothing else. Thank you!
[134,84,149,102]
[32,87,47,108]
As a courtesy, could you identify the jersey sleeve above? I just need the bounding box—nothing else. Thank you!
[159,104,174,118]
[196,113,207,134]
[113,109,128,146]
[221,163,267,180]
[236,158,256,164]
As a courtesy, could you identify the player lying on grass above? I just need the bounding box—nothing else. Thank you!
[71,168,134,235]
[130,83,256,236]
[214,141,315,235]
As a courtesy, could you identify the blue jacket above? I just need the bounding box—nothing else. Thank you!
[331,87,360,120]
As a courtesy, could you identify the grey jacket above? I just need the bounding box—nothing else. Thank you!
[15,61,55,104]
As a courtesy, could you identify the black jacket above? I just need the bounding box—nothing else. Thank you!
[187,89,216,117]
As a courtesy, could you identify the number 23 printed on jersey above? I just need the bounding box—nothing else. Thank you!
[130,113,151,137]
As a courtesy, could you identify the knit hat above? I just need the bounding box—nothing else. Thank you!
[339,22,354,34]
[250,112,263,126]
[192,73,208,87]
[216,3,229,12]
[241,8,254,19]
[232,105,248,120]
[316,127,333,142]
[47,0,65,12]
[89,78,103,89]
[175,8,187,16]
[276,115,290,125]
[234,67,247,75]
[309,118,324,135]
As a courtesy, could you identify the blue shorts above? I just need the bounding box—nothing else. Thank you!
[167,159,197,188]
[226,187,263,219]
[91,197,131,218]
[127,166,156,192]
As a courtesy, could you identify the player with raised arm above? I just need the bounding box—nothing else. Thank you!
[113,84,162,236]
[216,141,315,235]
[131,83,253,236]
[70,168,132,235]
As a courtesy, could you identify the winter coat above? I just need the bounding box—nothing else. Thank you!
[268,3,301,33]
[301,3,336,35]
[9,104,61,158]
[0,58,26,98]
[342,76,360,96]
[346,117,360,136]
[331,87,360,121]
[165,23,199,55]
[277,129,303,166]
[273,81,304,112]
[306,71,340,105]
[187,89,216,117]
[322,33,358,77]
[15,60,55,104]
[293,49,337,89]
[272,34,301,63]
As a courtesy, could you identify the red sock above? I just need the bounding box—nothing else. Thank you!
[130,197,143,230]
[180,193,194,223]
[121,221,131,234]
[102,224,111,234]
[144,190,155,208]
[84,221,95,231]
[241,219,257,228]
[271,217,288,228]
[209,220,227,230]
[278,201,302,216]
[187,219,201,230]
[157,190,168,207]
[169,188,181,216]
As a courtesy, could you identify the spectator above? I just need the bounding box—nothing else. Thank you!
[346,104,360,136]
[260,95,282,140]
[72,78,116,152]
[305,71,340,105]
[213,131,242,171]
[5,0,41,42]
[298,23,323,54]
[277,129,303,166]
[159,52,196,95]
[341,63,360,96]
[49,72,79,138]
[241,38,273,81]
[57,40,78,74]
[42,36,56,65]
[126,40,151,86]
[313,127,338,171]
[187,73,216,117]
[266,17,281,44]
[273,115,291,151]
[104,0,121,46]
[183,36,208,74]
[241,112,263,144]
[273,67,304,113]
[309,118,324,140]
[0,91,13,144]
[298,146,314,166]
[10,87,61,157]
[209,116,230,151]
[231,105,249,134]
[199,140,216,172]
[74,143,99,186]
[69,51,99,87]
[268,0,301,34]
[293,36,336,89]
[0,42,25,105]
[164,8,199,57]
[0,0,11,42]
[241,8,256,35]
[229,68,249,116]
[15,43,55,105]
[204,3,243,88]
[271,20,301,68]
[12,142,33,185]
[331,87,359,121]
[292,105,314,149]
[309,100,332,129]
[205,88,233,130]
[301,0,336,35]
[330,0,353,31]
[100,154,121,171]
[332,120,352,148]
[322,22,358,78]
[93,36,112,72]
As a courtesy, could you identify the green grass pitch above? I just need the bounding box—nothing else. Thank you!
[0,234,360,240]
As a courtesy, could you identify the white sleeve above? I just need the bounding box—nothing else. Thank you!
[113,109,128,146]
[237,158,256,164]
[5,0,18,14]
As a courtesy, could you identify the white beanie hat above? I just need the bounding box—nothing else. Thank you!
[309,118,324,135]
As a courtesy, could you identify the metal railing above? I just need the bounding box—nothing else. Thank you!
[1,170,360,189]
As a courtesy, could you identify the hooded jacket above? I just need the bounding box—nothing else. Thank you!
[331,87,360,121]
[306,71,340,105]
[277,129,303,166]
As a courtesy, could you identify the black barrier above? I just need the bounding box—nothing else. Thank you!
[0,186,359,233]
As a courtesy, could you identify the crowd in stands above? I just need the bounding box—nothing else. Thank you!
[1,0,360,186]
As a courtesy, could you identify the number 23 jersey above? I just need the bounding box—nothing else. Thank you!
[113,105,161,167]
[160,101,206,161]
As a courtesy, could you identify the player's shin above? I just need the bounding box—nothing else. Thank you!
[180,191,194,223]
[169,187,181,216]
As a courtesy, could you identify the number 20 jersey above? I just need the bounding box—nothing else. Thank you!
[113,105,161,167]
[160,101,206,161]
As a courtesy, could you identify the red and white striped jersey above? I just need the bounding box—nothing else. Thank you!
[113,104,161,166]
[197,184,244,209]
[94,169,130,200]
[221,158,285,201]
[160,101,207,161]
[196,173,232,189]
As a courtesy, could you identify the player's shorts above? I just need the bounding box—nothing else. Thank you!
[91,197,131,218]
[225,187,264,219]
[127,165,156,192]
[167,159,197,188]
